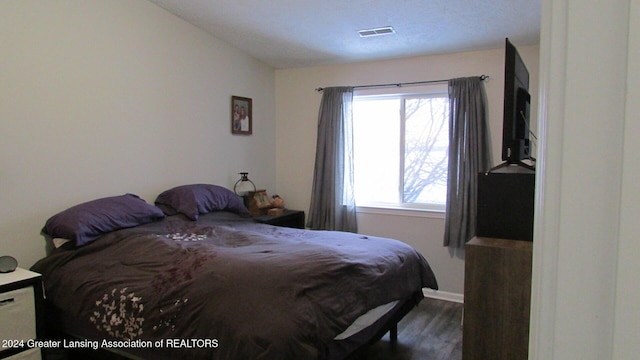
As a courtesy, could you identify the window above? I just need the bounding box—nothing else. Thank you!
[353,90,449,211]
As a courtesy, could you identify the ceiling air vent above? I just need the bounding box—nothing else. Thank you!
[358,26,395,37]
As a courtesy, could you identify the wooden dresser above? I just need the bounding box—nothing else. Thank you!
[462,237,533,360]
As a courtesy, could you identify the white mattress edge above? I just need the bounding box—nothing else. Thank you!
[333,300,400,340]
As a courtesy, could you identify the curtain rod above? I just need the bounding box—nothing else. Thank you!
[315,74,489,92]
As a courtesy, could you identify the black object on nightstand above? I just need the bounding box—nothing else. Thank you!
[254,210,305,229]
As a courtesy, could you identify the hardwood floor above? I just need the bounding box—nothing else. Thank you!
[348,297,464,360]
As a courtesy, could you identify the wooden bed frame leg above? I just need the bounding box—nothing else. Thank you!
[390,323,398,347]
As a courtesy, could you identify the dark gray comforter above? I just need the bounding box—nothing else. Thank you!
[32,211,437,359]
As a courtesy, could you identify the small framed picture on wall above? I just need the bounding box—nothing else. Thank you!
[231,96,252,135]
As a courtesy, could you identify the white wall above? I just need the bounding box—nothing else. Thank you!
[0,0,276,268]
[613,0,640,357]
[275,46,540,294]
[530,0,635,358]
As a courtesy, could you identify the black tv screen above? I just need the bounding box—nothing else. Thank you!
[502,38,532,165]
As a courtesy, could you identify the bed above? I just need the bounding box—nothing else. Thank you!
[31,184,438,360]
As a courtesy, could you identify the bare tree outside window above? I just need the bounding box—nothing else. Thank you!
[403,97,449,203]
[353,92,449,211]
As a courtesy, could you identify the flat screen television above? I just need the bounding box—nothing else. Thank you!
[501,38,533,170]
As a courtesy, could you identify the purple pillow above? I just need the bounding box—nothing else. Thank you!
[42,194,165,247]
[154,184,248,220]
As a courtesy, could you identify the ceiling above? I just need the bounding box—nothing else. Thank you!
[146,0,541,69]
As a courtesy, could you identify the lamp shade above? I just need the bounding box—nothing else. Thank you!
[233,172,256,196]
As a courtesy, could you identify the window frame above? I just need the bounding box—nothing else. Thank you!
[352,84,449,214]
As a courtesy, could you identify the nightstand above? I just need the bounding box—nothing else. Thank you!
[254,210,305,229]
[0,268,44,360]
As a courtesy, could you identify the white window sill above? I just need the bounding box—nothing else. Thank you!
[356,205,445,219]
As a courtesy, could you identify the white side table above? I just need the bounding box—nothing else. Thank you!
[0,268,43,360]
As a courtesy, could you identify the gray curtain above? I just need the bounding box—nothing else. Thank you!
[444,77,492,247]
[307,87,358,232]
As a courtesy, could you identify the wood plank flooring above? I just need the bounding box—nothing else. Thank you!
[348,297,464,360]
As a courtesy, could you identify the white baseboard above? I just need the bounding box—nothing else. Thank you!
[422,288,464,304]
